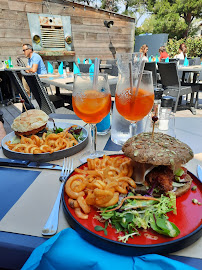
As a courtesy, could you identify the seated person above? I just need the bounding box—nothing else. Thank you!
[22,44,47,75]
[174,43,187,59]
[139,44,149,62]
[159,46,169,61]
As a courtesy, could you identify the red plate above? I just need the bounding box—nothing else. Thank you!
[62,154,202,255]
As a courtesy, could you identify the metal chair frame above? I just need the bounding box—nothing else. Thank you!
[5,69,34,111]
[21,71,56,115]
[157,62,199,113]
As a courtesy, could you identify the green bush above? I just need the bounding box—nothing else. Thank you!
[166,37,202,58]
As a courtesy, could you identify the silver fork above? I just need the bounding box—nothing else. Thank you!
[42,157,73,236]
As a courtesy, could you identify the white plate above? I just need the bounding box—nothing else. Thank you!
[2,122,88,162]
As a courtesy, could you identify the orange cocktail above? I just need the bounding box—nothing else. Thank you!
[115,87,154,122]
[72,90,111,124]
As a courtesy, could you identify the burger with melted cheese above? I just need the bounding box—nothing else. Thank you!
[11,109,49,136]
[122,132,194,197]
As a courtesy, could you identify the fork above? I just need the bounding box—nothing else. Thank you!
[42,157,73,236]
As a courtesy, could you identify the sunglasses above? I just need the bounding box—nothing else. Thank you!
[23,48,29,52]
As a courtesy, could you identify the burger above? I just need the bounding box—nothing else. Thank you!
[122,132,194,197]
[11,109,49,136]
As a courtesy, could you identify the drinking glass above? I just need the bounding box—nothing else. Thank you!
[115,70,154,137]
[72,73,111,162]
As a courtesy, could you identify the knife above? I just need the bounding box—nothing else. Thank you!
[0,158,62,170]
[197,165,202,183]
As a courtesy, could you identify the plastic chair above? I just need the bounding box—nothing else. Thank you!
[157,62,199,113]
[5,69,34,111]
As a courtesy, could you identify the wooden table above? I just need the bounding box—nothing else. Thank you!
[0,114,202,269]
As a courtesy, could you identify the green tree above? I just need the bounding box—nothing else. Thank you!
[144,0,202,38]
[100,0,119,12]
[135,15,155,35]
[166,37,202,58]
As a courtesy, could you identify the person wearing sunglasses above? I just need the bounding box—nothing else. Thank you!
[22,44,47,75]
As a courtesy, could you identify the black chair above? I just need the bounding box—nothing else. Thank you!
[105,60,118,76]
[5,69,34,111]
[144,62,158,89]
[169,58,178,63]
[157,62,199,113]
[102,60,118,97]
[21,71,67,115]
[78,64,92,73]
[0,78,4,104]
[16,57,26,67]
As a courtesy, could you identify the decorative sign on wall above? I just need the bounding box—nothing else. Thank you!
[27,13,72,52]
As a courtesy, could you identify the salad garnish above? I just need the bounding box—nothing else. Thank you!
[95,192,180,243]
[48,125,84,142]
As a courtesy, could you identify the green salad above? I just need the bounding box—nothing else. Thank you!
[46,125,84,142]
[95,192,180,243]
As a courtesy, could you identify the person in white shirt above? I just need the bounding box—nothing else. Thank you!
[174,43,187,59]
[139,44,149,62]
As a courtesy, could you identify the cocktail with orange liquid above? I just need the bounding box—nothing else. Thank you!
[115,71,154,137]
[72,73,111,162]
[72,90,111,124]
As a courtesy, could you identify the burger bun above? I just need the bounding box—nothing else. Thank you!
[11,109,49,136]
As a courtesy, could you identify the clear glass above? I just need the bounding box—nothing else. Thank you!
[115,71,154,137]
[111,102,145,145]
[145,112,176,138]
[116,52,143,79]
[72,73,111,162]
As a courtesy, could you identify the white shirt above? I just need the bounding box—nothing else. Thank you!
[174,52,187,60]
[142,55,148,62]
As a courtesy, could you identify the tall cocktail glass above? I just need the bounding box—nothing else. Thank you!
[72,73,111,162]
[115,70,154,137]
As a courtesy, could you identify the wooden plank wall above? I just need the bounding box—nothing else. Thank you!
[0,0,135,64]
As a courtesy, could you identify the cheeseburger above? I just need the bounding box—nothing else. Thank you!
[122,132,194,197]
[11,109,49,136]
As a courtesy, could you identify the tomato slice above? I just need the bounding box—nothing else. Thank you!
[180,168,187,179]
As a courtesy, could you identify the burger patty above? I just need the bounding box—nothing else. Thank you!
[145,166,174,193]
[14,124,47,136]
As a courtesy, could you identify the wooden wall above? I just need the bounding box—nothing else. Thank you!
[0,0,135,64]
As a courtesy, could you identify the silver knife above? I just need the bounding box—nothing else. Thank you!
[197,165,202,183]
[0,158,62,170]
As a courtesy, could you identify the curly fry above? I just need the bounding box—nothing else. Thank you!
[74,207,88,219]
[77,196,91,214]
[5,125,81,154]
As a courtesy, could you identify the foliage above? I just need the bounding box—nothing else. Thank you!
[135,15,155,36]
[166,37,202,58]
[143,0,202,38]
[76,0,201,40]
[100,0,119,12]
